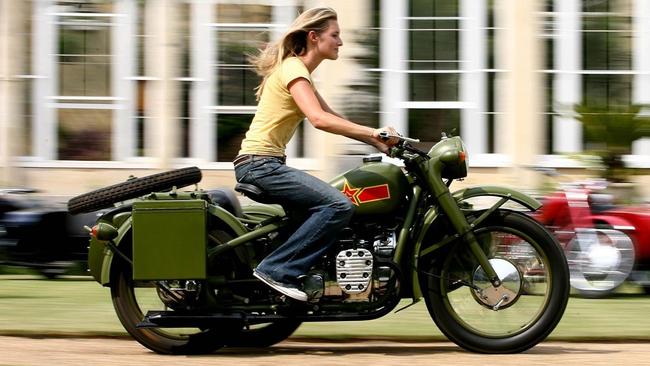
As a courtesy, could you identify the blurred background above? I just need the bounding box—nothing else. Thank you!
[2,0,650,337]
[0,0,649,196]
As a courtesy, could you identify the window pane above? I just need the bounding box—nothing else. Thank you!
[409,27,459,70]
[180,80,192,158]
[408,0,459,71]
[433,0,459,16]
[544,73,554,154]
[216,31,269,106]
[410,0,458,17]
[216,114,252,162]
[179,3,191,78]
[58,20,112,96]
[409,73,459,101]
[583,74,632,108]
[582,1,632,71]
[216,4,272,23]
[19,1,33,156]
[135,1,144,76]
[408,109,460,149]
[58,109,112,160]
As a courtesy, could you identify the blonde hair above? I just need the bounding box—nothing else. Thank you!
[250,7,338,100]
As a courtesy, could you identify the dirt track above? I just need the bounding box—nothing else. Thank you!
[1,337,650,366]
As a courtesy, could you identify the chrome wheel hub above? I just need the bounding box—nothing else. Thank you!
[471,258,523,310]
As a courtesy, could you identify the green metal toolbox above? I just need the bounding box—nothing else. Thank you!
[131,199,207,280]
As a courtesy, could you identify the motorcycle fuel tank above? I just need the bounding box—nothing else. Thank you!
[330,160,411,216]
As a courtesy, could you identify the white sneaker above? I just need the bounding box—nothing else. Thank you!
[253,270,308,302]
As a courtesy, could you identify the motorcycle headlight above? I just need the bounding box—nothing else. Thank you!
[428,136,469,179]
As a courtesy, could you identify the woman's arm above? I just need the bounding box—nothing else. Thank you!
[289,78,397,152]
[315,90,344,119]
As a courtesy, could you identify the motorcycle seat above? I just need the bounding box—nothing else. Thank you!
[206,188,243,217]
[234,183,272,204]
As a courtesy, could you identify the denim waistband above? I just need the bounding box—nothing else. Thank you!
[233,154,286,169]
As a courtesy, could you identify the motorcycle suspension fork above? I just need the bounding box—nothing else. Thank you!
[436,190,503,288]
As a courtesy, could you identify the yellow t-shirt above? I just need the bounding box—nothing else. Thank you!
[239,57,313,157]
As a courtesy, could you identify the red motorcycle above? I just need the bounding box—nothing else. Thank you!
[532,170,638,297]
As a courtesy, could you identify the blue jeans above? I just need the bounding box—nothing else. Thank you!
[235,156,355,285]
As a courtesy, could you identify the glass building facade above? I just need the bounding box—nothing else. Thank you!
[1,0,650,191]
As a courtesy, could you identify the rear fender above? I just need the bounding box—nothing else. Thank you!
[241,203,285,223]
[91,204,248,285]
[90,215,132,285]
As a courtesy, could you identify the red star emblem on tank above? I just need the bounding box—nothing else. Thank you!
[341,179,391,206]
[341,180,361,206]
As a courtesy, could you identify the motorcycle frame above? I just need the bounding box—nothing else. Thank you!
[90,139,543,304]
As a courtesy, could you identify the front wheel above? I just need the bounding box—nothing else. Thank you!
[419,210,569,353]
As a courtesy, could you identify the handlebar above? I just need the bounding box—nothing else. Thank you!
[377,131,430,160]
[378,131,421,144]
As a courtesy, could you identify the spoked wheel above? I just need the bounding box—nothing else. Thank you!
[565,227,635,298]
[111,261,223,355]
[420,210,569,354]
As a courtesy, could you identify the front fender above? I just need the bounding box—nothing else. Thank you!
[452,186,542,211]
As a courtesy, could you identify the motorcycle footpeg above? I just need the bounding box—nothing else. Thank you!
[299,273,324,302]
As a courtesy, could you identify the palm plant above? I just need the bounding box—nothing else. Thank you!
[576,104,650,182]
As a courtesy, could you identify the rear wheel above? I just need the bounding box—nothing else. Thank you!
[111,261,224,355]
[420,210,569,353]
[223,321,302,347]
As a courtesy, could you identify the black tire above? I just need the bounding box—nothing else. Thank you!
[223,321,302,348]
[40,269,64,279]
[68,167,202,214]
[643,285,650,295]
[111,260,224,355]
[419,210,569,353]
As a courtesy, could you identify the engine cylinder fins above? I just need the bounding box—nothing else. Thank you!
[336,249,373,294]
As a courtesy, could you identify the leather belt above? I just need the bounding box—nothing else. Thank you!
[233,154,286,169]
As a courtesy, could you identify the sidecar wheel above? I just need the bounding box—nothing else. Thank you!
[111,261,223,355]
[419,210,569,353]
[68,166,202,214]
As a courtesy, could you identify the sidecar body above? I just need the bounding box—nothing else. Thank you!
[0,189,102,277]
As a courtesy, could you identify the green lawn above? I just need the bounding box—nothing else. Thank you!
[1,275,650,340]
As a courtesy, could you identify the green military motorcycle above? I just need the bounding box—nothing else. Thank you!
[68,134,569,354]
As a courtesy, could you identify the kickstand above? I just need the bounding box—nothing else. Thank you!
[394,298,421,313]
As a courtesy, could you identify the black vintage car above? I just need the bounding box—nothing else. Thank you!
[0,189,101,278]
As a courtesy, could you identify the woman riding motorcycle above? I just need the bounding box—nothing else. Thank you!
[234,7,399,301]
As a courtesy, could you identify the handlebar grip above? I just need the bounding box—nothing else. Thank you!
[379,131,420,143]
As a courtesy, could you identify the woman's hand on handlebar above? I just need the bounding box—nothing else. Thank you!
[371,126,400,153]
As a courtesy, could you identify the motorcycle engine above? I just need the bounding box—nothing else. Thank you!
[322,224,397,302]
